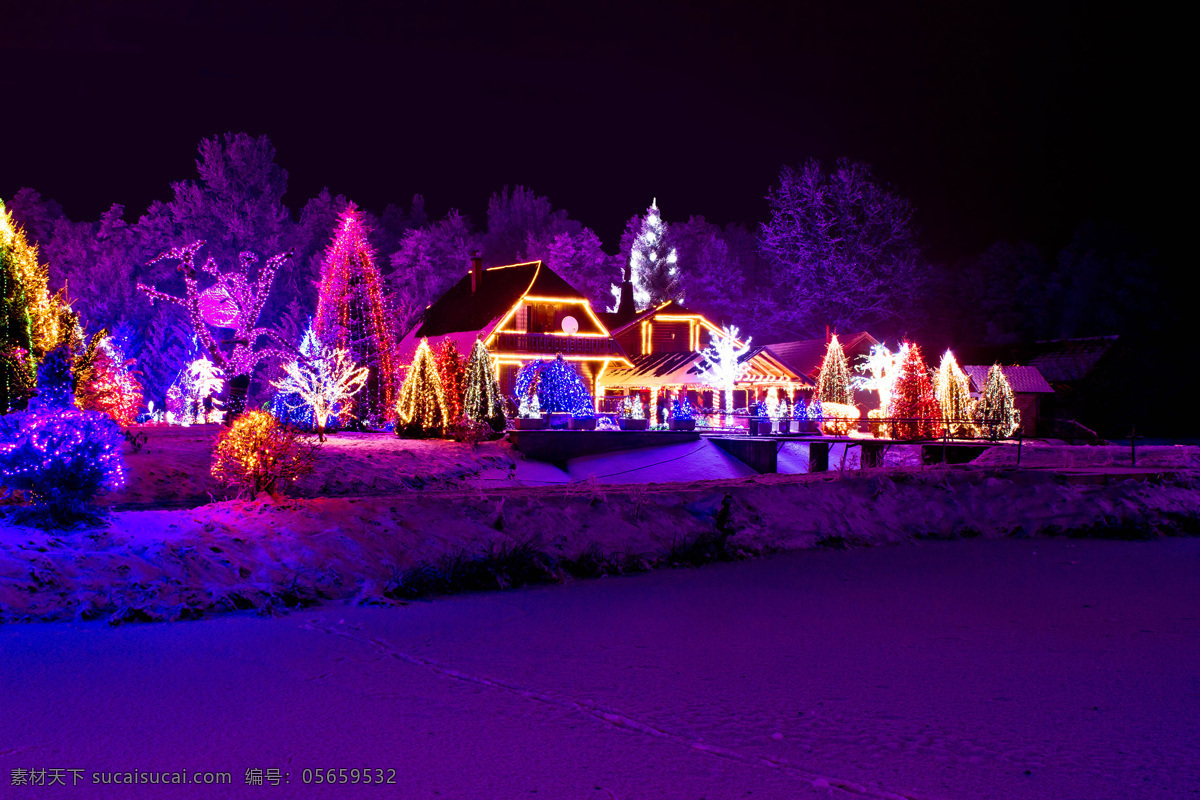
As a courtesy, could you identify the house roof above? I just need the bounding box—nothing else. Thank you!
[766,331,881,381]
[952,336,1118,383]
[601,352,706,387]
[410,262,541,339]
[596,302,671,336]
[398,260,616,365]
[962,365,1055,394]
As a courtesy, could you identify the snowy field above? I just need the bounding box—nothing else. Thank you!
[104,427,1200,505]
[2,537,1197,799]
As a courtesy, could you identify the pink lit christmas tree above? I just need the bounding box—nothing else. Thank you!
[313,205,399,425]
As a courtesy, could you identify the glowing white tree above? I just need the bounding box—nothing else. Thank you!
[166,355,225,424]
[852,342,907,414]
[614,199,680,310]
[271,326,369,441]
[697,325,752,416]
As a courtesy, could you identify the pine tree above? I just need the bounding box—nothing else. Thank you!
[0,199,69,358]
[623,199,680,309]
[434,339,467,421]
[0,200,37,412]
[76,333,144,426]
[976,364,1020,439]
[515,355,592,414]
[816,334,852,406]
[314,204,399,426]
[889,342,941,439]
[395,339,448,437]
[462,338,505,433]
[933,349,972,437]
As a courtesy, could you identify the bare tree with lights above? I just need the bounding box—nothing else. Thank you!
[697,325,751,419]
[138,241,292,420]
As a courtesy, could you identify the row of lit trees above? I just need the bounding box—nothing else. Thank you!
[813,333,1021,439]
[394,338,506,438]
[2,200,143,425]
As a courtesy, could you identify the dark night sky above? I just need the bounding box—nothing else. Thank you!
[0,1,1184,267]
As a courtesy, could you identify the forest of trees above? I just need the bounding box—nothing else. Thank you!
[4,133,1163,416]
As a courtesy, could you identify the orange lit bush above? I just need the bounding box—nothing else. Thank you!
[211,411,319,497]
[819,402,860,435]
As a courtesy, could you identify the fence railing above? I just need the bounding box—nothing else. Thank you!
[492,332,621,355]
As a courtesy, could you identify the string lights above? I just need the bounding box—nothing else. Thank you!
[314,205,399,425]
[75,334,143,426]
[462,339,506,432]
[515,355,593,414]
[271,326,369,441]
[976,364,1021,438]
[211,410,318,497]
[816,334,852,406]
[434,339,467,421]
[697,325,751,418]
[889,342,941,439]
[394,339,449,436]
[0,346,125,519]
[934,349,974,437]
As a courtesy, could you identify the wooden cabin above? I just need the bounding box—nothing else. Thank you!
[397,257,629,400]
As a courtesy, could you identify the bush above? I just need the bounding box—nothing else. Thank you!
[0,407,126,525]
[211,410,319,498]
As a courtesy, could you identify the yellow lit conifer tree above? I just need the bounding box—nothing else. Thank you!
[395,339,449,437]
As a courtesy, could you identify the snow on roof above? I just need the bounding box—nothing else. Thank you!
[962,365,1055,394]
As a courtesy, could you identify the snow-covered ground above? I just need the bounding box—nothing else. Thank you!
[108,425,518,506]
[3,538,1197,799]
[4,460,1199,622]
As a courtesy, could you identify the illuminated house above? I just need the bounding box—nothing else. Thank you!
[595,301,810,412]
[396,256,629,401]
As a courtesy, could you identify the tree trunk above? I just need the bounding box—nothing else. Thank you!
[225,374,251,426]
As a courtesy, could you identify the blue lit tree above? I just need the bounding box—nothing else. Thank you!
[514,355,592,414]
[0,346,125,526]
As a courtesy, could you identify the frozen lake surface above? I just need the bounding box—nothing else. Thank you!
[2,537,1198,799]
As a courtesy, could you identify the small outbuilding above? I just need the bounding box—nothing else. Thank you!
[962,365,1055,437]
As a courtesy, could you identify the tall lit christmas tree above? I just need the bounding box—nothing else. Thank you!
[462,338,505,433]
[0,201,36,412]
[314,204,399,426]
[889,342,941,439]
[0,199,71,360]
[395,339,448,436]
[976,364,1020,439]
[622,199,680,310]
[434,339,467,421]
[816,334,852,406]
[933,349,972,437]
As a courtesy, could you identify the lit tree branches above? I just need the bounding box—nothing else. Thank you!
[137,241,292,376]
[271,326,369,441]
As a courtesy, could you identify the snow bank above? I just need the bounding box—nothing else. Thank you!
[3,467,1198,623]
[107,426,517,506]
